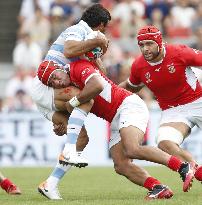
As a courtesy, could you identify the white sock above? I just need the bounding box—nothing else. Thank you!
[66,107,88,145]
[46,162,71,189]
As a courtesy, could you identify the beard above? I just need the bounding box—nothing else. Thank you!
[143,49,160,62]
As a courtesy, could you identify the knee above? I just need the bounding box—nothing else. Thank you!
[123,145,142,159]
[114,161,130,176]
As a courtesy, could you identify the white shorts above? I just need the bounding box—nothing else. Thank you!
[31,77,56,121]
[160,97,202,129]
[109,94,149,149]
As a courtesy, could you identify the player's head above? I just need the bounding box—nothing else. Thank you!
[137,25,163,61]
[37,61,70,88]
[81,3,111,33]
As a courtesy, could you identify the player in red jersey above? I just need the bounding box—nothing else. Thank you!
[0,171,21,195]
[119,25,202,181]
[36,59,199,200]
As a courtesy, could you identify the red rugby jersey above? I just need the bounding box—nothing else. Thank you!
[129,44,202,110]
[70,60,131,122]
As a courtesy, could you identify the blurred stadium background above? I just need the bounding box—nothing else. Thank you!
[0,0,202,203]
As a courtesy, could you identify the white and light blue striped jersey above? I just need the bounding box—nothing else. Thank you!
[44,20,93,65]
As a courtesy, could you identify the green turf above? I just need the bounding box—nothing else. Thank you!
[0,166,201,205]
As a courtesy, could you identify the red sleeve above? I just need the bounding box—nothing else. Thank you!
[71,60,98,85]
[128,59,142,86]
[179,45,202,66]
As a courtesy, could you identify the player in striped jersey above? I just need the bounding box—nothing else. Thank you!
[31,3,111,199]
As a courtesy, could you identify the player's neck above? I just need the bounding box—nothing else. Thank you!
[149,48,165,64]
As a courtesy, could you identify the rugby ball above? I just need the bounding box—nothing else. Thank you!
[85,31,104,60]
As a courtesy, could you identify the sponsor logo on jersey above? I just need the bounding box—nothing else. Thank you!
[82,67,90,75]
[167,63,176,73]
[145,72,152,83]
[155,67,161,72]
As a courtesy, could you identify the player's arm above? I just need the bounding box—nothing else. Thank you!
[76,75,104,104]
[119,80,144,93]
[64,32,108,58]
[67,64,104,109]
[119,59,144,92]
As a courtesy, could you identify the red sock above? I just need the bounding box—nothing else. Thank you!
[144,177,161,190]
[195,165,202,181]
[167,156,182,171]
[0,179,13,192]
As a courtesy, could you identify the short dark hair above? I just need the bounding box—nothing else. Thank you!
[81,3,111,28]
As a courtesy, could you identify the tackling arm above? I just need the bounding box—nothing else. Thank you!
[76,75,104,104]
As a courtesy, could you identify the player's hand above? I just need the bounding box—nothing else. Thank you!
[96,31,109,55]
[53,123,66,136]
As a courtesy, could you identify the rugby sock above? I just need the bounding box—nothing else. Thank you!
[47,163,71,188]
[194,165,202,181]
[0,178,13,192]
[144,177,161,190]
[66,107,88,145]
[167,156,182,171]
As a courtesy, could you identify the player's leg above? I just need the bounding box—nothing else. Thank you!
[51,111,89,152]
[157,122,194,162]
[120,126,195,192]
[193,102,202,181]
[157,122,202,182]
[54,87,92,167]
[0,172,21,195]
[117,95,195,192]
[38,111,89,199]
[110,142,173,200]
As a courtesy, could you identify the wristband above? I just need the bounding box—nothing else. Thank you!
[69,96,80,107]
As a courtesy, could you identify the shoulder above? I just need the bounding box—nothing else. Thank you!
[62,23,86,38]
[166,43,190,53]
[165,44,189,60]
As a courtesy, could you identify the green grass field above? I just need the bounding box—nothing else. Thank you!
[0,166,202,205]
